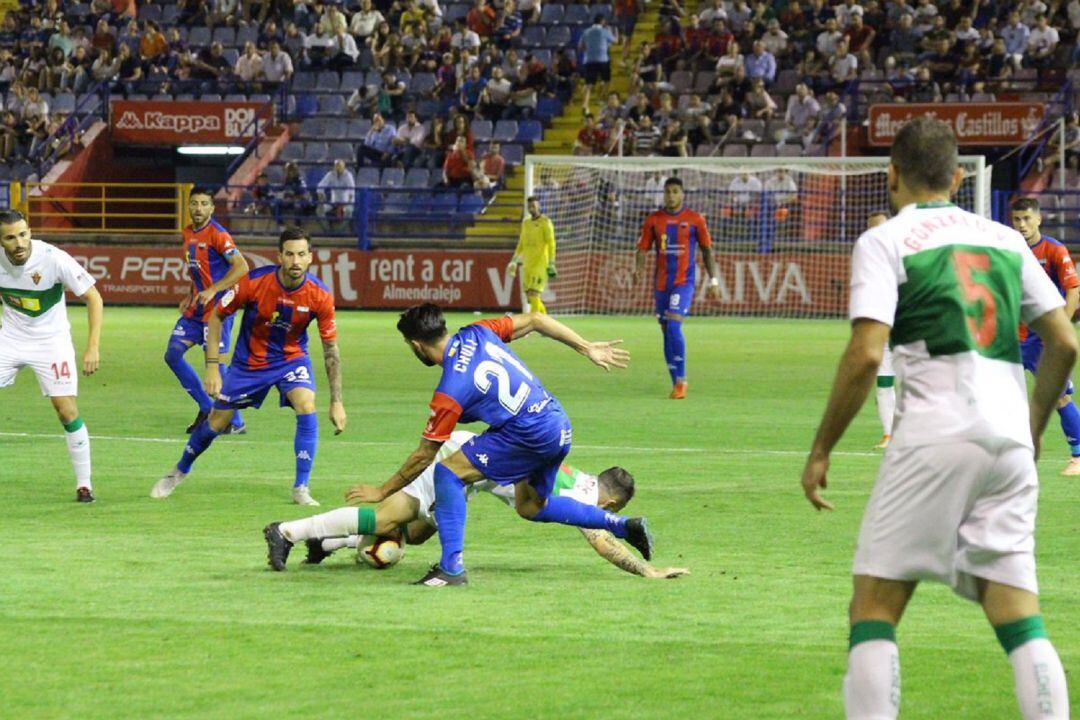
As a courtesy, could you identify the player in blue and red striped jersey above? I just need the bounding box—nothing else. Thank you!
[152,227,347,506]
[166,187,249,435]
[339,304,653,587]
[633,177,720,400]
[1011,196,1080,476]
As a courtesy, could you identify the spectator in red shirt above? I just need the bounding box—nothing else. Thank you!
[573,113,608,155]
[843,13,875,68]
[467,0,497,37]
[704,18,734,67]
[654,18,683,72]
[481,141,506,187]
[442,136,479,188]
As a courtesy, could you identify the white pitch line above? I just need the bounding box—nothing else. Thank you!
[0,431,879,458]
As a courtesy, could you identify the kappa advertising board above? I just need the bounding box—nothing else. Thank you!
[868,103,1045,146]
[62,246,852,316]
[110,101,273,145]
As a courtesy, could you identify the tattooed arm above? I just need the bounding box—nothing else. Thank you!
[579,528,689,579]
[322,338,347,434]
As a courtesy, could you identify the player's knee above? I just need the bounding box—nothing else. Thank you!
[163,342,187,367]
[1057,395,1072,409]
[515,497,543,520]
[51,398,79,424]
[293,399,317,415]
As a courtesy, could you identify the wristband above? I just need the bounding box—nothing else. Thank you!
[709,276,720,287]
[206,359,220,365]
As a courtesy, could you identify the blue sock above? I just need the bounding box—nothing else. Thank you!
[433,463,467,575]
[177,421,220,473]
[1057,400,1080,456]
[164,340,212,412]
[659,319,676,384]
[665,319,686,382]
[218,365,244,428]
[530,495,629,538]
[294,412,318,488]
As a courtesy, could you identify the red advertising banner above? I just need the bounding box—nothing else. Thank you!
[62,245,852,316]
[110,101,273,145]
[868,103,1044,146]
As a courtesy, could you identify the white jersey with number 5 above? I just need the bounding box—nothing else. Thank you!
[0,240,95,343]
[850,202,1063,449]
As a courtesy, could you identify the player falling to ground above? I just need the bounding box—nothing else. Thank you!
[0,210,103,502]
[166,186,248,435]
[506,195,556,314]
[344,304,652,586]
[801,117,1072,720]
[866,211,895,450]
[1010,196,1080,476]
[152,227,347,506]
[633,177,720,400]
[265,430,689,579]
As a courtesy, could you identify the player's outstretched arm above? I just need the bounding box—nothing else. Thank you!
[80,286,103,375]
[507,313,630,371]
[1028,307,1079,460]
[801,318,889,511]
[579,528,689,579]
[196,252,249,306]
[345,438,443,504]
[322,338,346,435]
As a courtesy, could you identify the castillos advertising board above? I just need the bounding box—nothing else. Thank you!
[110,101,273,145]
[61,246,852,316]
[868,103,1044,146]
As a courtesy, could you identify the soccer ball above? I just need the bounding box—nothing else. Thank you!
[356,536,404,569]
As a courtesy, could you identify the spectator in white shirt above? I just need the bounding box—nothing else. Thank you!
[780,83,820,144]
[728,172,762,206]
[350,0,386,40]
[764,168,798,206]
[235,42,265,85]
[262,40,294,84]
[392,110,428,168]
[761,19,788,59]
[317,160,356,220]
[699,0,728,26]
[451,18,482,50]
[835,0,864,28]
[1027,14,1060,67]
[328,27,360,70]
[829,39,858,87]
[816,18,843,56]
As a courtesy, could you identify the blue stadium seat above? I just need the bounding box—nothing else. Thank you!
[292,72,318,91]
[317,94,346,114]
[492,120,518,143]
[341,71,366,90]
[161,5,180,23]
[521,25,545,48]
[201,93,223,102]
[236,25,259,47]
[279,143,305,162]
[409,73,436,96]
[405,168,430,188]
[265,164,285,184]
[306,167,327,191]
[139,4,162,21]
[348,118,372,137]
[533,49,552,65]
[304,142,329,162]
[430,191,458,213]
[212,27,236,47]
[539,4,564,24]
[187,26,211,47]
[594,4,613,19]
[472,120,493,141]
[722,144,748,157]
[458,193,485,215]
[222,49,239,66]
[750,144,776,157]
[53,93,77,115]
[328,142,354,161]
[380,167,405,187]
[317,71,341,91]
[322,117,348,139]
[545,25,571,47]
[501,143,524,165]
[224,93,247,102]
[444,3,469,23]
[515,120,542,144]
[564,4,590,24]
[536,96,561,121]
[151,93,173,101]
[364,70,383,88]
[356,167,381,186]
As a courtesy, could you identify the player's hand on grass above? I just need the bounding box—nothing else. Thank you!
[195,287,218,306]
[329,401,347,435]
[584,339,630,371]
[82,347,99,375]
[204,366,222,398]
[345,483,384,505]
[801,453,834,511]
[646,566,690,579]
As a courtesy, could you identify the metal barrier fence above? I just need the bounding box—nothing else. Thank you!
[12,182,192,236]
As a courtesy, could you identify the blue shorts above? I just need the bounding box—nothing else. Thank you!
[655,282,695,318]
[459,409,573,499]
[1021,334,1074,395]
[213,357,316,410]
[171,315,235,353]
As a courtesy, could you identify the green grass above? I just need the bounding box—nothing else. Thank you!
[0,308,1076,719]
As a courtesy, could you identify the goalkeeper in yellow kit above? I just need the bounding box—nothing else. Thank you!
[507,196,556,314]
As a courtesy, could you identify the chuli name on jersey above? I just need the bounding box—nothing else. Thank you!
[452,337,479,374]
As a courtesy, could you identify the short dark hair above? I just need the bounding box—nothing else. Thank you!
[278,225,311,250]
[189,185,215,201]
[598,467,635,508]
[398,303,448,343]
[526,195,538,203]
[664,177,683,189]
[0,209,27,226]
[593,13,605,23]
[1010,197,1041,214]
[889,117,958,192]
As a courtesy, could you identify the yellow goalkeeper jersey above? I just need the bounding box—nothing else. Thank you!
[515,214,556,269]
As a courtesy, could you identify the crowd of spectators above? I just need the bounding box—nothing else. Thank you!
[572,0,1078,158]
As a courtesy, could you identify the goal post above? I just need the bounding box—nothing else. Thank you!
[522,155,991,317]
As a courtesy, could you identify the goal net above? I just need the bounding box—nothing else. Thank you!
[523,156,991,317]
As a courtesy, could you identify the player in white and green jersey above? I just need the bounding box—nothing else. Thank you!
[801,118,1072,719]
[866,211,895,450]
[264,430,689,579]
[0,210,104,502]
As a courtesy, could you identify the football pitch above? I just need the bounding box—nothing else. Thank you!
[0,308,1076,719]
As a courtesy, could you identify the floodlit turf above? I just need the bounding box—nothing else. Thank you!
[0,307,1076,719]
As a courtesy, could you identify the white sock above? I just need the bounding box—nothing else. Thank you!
[279,507,358,542]
[64,421,92,490]
[844,640,900,720]
[875,386,895,436]
[320,536,358,552]
[1009,639,1070,719]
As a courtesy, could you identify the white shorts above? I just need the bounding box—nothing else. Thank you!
[852,439,1039,601]
[878,343,893,377]
[402,466,438,527]
[0,335,78,397]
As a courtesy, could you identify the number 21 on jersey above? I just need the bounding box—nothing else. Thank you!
[473,342,533,415]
